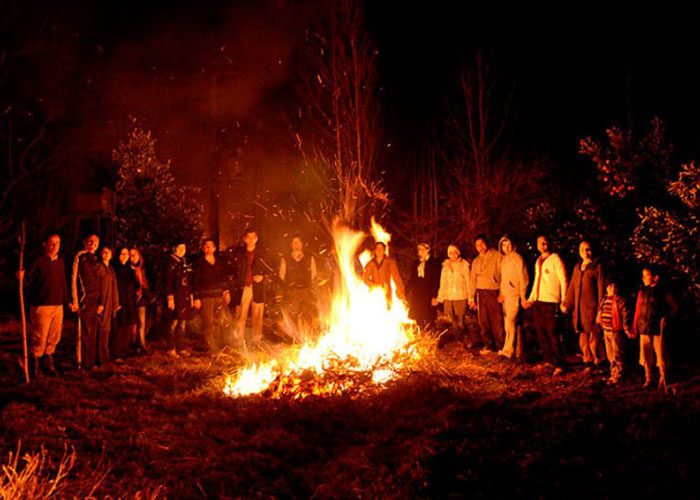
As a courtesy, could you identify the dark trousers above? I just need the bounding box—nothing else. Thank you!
[533,301,565,367]
[201,297,233,351]
[80,303,99,368]
[111,322,136,359]
[97,315,112,365]
[476,289,504,349]
[167,297,190,350]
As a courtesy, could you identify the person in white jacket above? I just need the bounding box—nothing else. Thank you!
[523,235,568,375]
[497,236,529,359]
[437,245,470,341]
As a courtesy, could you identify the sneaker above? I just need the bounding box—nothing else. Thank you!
[167,349,180,358]
[552,367,564,377]
[178,350,191,357]
[658,378,668,391]
[582,365,592,374]
[479,347,494,355]
[643,378,653,388]
[606,377,619,386]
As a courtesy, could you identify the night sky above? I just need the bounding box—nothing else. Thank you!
[4,1,700,240]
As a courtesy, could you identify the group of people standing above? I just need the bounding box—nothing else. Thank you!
[21,227,281,377]
[396,233,678,388]
[22,226,679,390]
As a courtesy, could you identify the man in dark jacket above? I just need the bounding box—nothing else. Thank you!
[22,233,70,378]
[165,241,193,357]
[72,234,107,370]
[279,234,317,341]
[232,228,269,346]
[193,238,233,351]
[562,240,605,371]
[407,242,441,329]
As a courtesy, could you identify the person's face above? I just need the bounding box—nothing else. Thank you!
[291,237,303,253]
[119,248,129,265]
[129,249,140,265]
[101,247,112,263]
[85,235,99,253]
[202,241,216,256]
[447,246,460,261]
[537,236,549,254]
[417,245,429,261]
[606,283,617,296]
[642,269,656,287]
[501,240,512,255]
[579,241,592,261]
[175,244,186,259]
[244,232,258,248]
[375,243,385,260]
[45,236,61,257]
[475,239,487,255]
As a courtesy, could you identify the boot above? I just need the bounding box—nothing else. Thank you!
[32,356,42,380]
[45,355,59,376]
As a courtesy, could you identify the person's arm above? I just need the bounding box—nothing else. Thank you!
[468,257,478,303]
[556,255,568,302]
[279,257,286,282]
[597,265,606,307]
[192,261,202,300]
[527,261,538,304]
[71,251,85,310]
[632,291,642,337]
[310,255,317,281]
[112,273,121,315]
[363,262,374,288]
[620,297,632,336]
[519,256,530,304]
[494,250,502,287]
[437,264,447,303]
[391,260,406,300]
[562,268,575,311]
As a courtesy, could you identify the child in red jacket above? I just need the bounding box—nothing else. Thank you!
[597,279,632,385]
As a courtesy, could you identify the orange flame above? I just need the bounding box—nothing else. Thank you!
[224,222,418,398]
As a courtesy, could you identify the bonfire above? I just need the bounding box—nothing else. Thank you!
[224,219,424,398]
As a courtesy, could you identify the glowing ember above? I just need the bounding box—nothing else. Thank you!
[224,221,420,398]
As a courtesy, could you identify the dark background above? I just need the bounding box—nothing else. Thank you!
[3,1,699,249]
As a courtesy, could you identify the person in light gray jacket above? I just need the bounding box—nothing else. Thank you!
[497,235,529,360]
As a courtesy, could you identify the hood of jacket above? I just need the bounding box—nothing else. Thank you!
[498,235,516,256]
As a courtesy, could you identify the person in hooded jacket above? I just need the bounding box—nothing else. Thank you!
[406,242,441,329]
[497,235,529,360]
[562,240,606,371]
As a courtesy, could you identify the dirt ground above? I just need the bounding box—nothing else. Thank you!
[1,318,699,499]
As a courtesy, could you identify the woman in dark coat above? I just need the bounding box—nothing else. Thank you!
[562,240,605,369]
[97,246,120,366]
[407,243,442,329]
[112,247,139,360]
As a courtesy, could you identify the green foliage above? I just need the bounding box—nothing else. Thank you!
[113,129,203,259]
[632,161,700,302]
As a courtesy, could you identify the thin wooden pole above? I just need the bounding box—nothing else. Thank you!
[18,222,29,383]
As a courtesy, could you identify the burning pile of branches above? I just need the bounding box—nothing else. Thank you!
[224,221,438,399]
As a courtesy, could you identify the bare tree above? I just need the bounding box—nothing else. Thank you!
[294,0,386,230]
[435,50,547,245]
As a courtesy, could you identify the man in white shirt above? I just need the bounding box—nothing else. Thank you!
[523,235,568,375]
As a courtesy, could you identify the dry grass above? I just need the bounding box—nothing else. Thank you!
[1,319,700,498]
